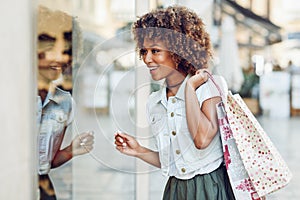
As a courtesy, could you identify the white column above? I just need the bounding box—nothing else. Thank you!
[0,1,37,199]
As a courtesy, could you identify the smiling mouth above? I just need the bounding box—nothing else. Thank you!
[149,66,158,71]
[49,63,62,70]
[50,66,61,70]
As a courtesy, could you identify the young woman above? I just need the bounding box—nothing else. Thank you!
[115,5,235,199]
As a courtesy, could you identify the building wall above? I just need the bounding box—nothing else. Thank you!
[0,0,37,199]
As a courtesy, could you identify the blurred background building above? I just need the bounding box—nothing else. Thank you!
[1,0,300,199]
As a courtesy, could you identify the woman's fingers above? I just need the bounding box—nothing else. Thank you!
[78,131,94,146]
[114,131,132,144]
[195,69,209,82]
[79,138,94,148]
[114,131,134,152]
[82,140,94,146]
[196,69,209,76]
[115,139,125,147]
[115,135,124,142]
[115,132,129,140]
[80,130,94,138]
[116,145,127,152]
[114,131,126,143]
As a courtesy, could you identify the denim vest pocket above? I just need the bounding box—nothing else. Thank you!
[174,108,189,133]
[149,113,166,137]
[50,111,68,134]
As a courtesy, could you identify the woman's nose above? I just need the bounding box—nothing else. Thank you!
[143,51,153,64]
[46,35,68,62]
[46,48,64,62]
[53,39,64,61]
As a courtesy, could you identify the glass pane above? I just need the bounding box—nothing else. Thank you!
[36,1,169,199]
[36,3,74,199]
[72,0,136,199]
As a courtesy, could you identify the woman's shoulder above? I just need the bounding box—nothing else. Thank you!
[210,75,228,92]
[196,75,228,95]
[54,87,73,105]
[55,87,72,98]
[55,87,72,96]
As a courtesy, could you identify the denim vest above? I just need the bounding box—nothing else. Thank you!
[37,87,74,174]
[147,76,227,178]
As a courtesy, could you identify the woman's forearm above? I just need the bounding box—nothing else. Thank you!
[51,145,73,168]
[135,146,161,168]
[115,132,161,168]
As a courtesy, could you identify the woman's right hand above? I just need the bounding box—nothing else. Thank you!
[187,69,209,90]
[72,131,94,156]
[114,131,141,157]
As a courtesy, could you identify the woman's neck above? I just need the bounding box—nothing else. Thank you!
[166,71,186,87]
[166,76,186,98]
[167,87,178,98]
[38,74,51,91]
[37,80,56,103]
[166,79,184,88]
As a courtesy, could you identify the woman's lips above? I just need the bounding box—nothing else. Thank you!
[49,63,63,70]
[50,66,61,70]
[149,66,158,73]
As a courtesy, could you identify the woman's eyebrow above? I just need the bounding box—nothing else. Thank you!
[38,33,56,42]
[150,43,163,48]
[143,44,165,49]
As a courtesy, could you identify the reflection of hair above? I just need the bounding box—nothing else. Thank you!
[72,17,83,66]
[132,5,212,75]
[37,6,83,65]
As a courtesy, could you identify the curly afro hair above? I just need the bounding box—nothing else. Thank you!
[132,5,213,75]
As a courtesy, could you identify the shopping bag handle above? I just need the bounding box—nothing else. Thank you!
[205,71,224,98]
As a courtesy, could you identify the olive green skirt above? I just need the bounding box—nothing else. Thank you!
[163,164,235,200]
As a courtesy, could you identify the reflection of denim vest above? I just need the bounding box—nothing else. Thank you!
[37,87,73,175]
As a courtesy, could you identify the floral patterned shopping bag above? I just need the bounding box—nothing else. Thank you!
[209,73,292,199]
[216,101,263,200]
[224,92,292,197]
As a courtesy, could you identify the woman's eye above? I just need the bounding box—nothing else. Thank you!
[152,49,160,54]
[140,49,147,55]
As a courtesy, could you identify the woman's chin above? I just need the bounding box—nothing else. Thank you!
[151,75,161,81]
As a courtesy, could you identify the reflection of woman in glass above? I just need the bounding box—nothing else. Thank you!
[115,6,235,199]
[37,7,94,199]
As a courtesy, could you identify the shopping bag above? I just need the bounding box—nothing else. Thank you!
[209,74,292,199]
[216,101,263,200]
[225,92,292,197]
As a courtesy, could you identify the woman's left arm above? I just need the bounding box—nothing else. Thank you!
[185,71,221,149]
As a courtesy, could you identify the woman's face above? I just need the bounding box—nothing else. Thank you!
[141,38,177,81]
[38,33,71,82]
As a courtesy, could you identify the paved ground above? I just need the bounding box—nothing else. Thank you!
[50,106,300,200]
